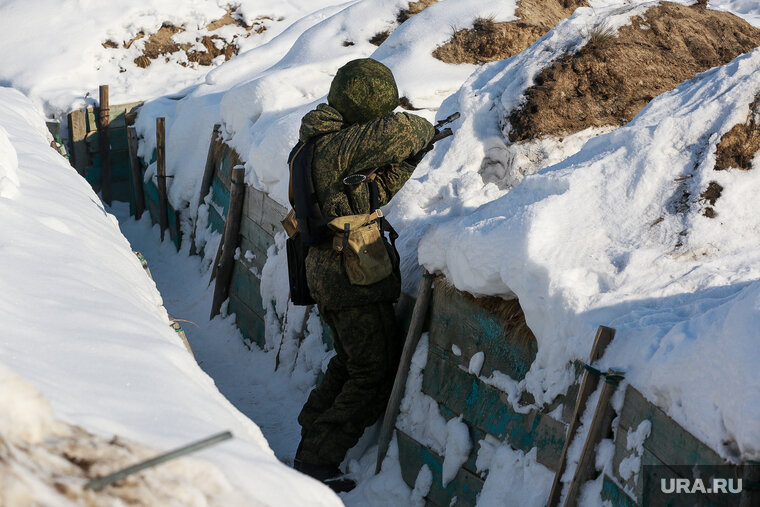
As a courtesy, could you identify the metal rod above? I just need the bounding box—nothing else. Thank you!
[85,431,233,491]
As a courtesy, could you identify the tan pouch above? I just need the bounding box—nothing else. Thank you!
[328,213,392,286]
[281,209,298,238]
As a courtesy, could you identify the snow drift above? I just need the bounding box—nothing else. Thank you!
[419,46,760,460]
[0,87,340,505]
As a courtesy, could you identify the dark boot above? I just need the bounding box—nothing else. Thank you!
[292,459,356,493]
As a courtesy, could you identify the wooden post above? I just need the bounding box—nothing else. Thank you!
[548,326,616,507]
[210,167,246,319]
[98,85,112,205]
[67,110,88,176]
[156,117,169,241]
[191,124,222,256]
[375,271,435,474]
[126,126,145,219]
[563,369,624,507]
[199,124,221,205]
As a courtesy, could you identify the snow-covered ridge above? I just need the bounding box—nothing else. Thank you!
[0,87,340,505]
[419,47,760,460]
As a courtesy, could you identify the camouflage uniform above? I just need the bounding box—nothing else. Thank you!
[295,59,434,466]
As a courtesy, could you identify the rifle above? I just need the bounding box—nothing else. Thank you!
[342,112,461,186]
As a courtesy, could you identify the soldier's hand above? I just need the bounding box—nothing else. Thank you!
[405,140,435,166]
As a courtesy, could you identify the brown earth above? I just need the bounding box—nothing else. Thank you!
[714,95,760,171]
[508,2,760,142]
[370,0,438,46]
[103,9,268,68]
[1,425,243,505]
[436,276,535,348]
[433,0,588,65]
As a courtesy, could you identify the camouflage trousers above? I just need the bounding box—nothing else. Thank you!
[296,302,400,465]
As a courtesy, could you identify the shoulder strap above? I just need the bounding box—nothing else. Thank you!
[289,138,330,246]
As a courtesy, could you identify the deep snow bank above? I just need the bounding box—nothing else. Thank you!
[418,48,760,460]
[0,87,340,505]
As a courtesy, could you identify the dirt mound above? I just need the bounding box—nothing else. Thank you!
[0,425,243,505]
[369,0,438,46]
[433,0,588,64]
[714,94,760,171]
[508,3,760,142]
[104,9,268,68]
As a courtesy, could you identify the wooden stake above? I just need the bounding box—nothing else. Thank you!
[98,85,112,205]
[210,166,246,319]
[191,124,222,256]
[67,110,88,176]
[156,117,169,241]
[375,271,435,474]
[563,369,624,507]
[547,326,616,507]
[199,124,221,205]
[126,126,145,219]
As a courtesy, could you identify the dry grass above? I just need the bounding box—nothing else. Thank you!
[714,94,760,171]
[370,0,438,46]
[508,2,760,142]
[103,9,268,68]
[433,0,588,64]
[435,276,536,348]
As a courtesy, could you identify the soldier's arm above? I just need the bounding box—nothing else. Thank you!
[349,113,434,172]
[348,112,434,206]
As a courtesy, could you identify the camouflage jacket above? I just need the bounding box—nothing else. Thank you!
[299,104,434,309]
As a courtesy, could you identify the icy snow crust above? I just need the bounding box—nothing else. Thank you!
[420,46,760,460]
[0,88,340,505]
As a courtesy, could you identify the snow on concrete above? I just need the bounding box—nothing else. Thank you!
[419,46,760,460]
[0,87,340,505]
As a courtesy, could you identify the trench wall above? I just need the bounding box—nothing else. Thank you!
[70,111,747,507]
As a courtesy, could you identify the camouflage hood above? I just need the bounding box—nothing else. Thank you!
[327,58,399,125]
[299,103,346,142]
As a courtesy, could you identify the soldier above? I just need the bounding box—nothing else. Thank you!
[290,58,434,492]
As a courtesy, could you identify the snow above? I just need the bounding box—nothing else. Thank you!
[396,334,449,455]
[441,416,471,487]
[0,0,348,116]
[476,445,554,507]
[0,87,339,506]
[618,420,652,484]
[410,465,433,506]
[468,351,485,376]
[418,46,760,460]
[2,0,760,503]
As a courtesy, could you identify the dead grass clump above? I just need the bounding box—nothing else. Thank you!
[399,96,422,110]
[436,276,536,348]
[714,95,760,171]
[433,0,588,65]
[700,181,723,218]
[104,9,268,68]
[397,0,439,23]
[508,3,760,142]
[370,0,438,46]
[369,30,391,46]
